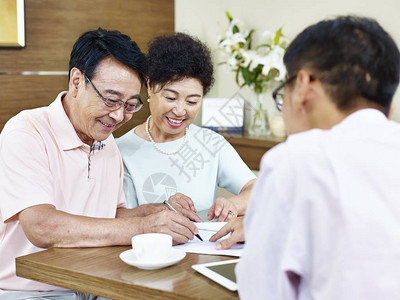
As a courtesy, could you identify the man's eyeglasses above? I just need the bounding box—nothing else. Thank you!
[272,74,317,111]
[272,74,298,111]
[84,75,143,113]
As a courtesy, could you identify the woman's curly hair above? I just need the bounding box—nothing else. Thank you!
[147,32,214,95]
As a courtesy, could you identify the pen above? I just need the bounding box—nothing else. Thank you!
[163,200,203,241]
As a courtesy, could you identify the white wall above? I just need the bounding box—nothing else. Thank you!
[175,0,400,122]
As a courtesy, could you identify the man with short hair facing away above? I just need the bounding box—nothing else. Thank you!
[237,16,400,299]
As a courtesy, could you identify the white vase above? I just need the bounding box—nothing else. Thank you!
[270,114,286,138]
[248,92,270,136]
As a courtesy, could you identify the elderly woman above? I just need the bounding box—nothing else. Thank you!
[117,33,256,222]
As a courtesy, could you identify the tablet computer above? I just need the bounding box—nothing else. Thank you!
[192,259,239,291]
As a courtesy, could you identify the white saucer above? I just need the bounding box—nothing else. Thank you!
[120,248,186,270]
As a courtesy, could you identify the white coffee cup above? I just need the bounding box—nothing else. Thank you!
[131,233,172,261]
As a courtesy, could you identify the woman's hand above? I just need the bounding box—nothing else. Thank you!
[168,192,196,212]
[167,193,202,223]
[209,216,245,249]
[207,197,238,222]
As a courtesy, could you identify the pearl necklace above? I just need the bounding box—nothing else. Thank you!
[145,115,188,155]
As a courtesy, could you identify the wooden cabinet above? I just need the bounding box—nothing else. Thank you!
[222,132,286,170]
[0,0,174,135]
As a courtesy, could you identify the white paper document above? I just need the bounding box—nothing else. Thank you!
[173,222,243,257]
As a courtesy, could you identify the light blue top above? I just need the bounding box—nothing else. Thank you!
[117,124,256,211]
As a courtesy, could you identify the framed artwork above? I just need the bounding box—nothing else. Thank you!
[0,0,25,47]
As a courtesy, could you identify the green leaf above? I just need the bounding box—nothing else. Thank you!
[235,69,240,86]
[247,29,255,49]
[256,43,271,50]
[226,11,233,22]
[241,67,251,85]
[233,25,240,34]
[254,83,263,94]
[274,27,282,45]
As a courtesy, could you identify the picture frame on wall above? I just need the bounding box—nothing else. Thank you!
[202,95,245,133]
[0,0,25,47]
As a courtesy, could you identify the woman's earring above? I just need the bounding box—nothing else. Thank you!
[147,97,150,103]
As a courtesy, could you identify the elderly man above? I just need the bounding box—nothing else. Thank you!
[0,28,199,299]
[235,16,400,299]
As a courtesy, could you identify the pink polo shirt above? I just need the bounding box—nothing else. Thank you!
[0,92,126,291]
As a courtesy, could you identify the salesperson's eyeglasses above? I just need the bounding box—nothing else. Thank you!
[272,74,298,111]
[272,74,316,111]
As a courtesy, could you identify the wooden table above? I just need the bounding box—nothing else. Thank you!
[16,246,239,300]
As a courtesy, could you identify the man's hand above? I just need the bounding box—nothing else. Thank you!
[207,197,238,222]
[142,209,200,245]
[167,193,202,223]
[209,216,245,249]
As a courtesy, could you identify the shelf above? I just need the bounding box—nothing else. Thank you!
[221,131,286,170]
